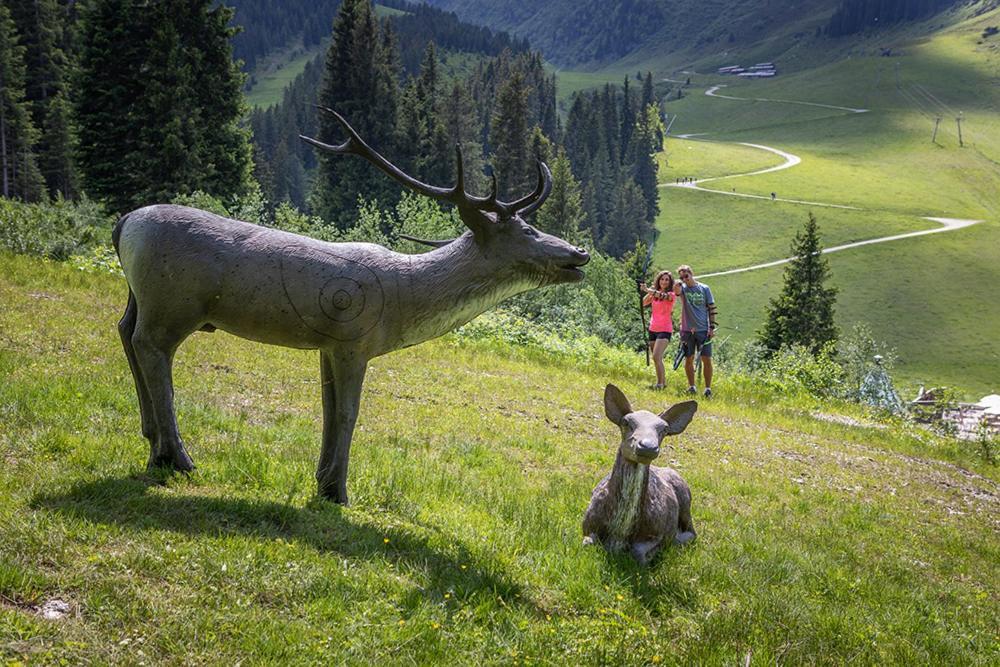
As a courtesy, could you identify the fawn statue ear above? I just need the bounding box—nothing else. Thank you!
[604,384,632,425]
[660,400,698,435]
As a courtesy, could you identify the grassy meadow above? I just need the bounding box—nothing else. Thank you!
[642,7,1000,396]
[2,252,999,664]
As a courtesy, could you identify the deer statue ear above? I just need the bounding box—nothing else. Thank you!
[659,400,698,435]
[604,384,632,425]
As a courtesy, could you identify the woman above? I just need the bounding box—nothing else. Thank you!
[641,270,676,390]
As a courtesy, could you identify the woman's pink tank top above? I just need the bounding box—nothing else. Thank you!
[649,294,674,333]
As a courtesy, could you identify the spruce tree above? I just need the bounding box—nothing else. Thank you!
[312,0,401,229]
[0,3,44,201]
[758,213,839,354]
[534,148,584,242]
[8,0,76,198]
[490,71,531,200]
[440,81,486,193]
[76,0,251,212]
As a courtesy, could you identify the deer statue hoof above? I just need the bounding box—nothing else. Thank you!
[318,484,349,505]
[147,441,196,473]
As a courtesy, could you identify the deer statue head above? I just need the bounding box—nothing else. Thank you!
[301,107,590,289]
[113,108,590,505]
[603,384,698,465]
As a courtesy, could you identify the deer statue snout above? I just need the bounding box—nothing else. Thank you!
[633,439,661,464]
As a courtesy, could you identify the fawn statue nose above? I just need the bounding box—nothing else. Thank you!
[636,440,659,460]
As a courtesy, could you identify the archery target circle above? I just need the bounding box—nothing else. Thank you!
[320,277,368,323]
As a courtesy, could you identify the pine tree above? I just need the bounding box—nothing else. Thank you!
[534,148,584,242]
[490,71,531,200]
[8,0,76,198]
[440,81,486,193]
[627,104,660,225]
[758,213,839,354]
[312,0,401,228]
[603,179,648,258]
[0,3,44,201]
[76,0,252,212]
[401,42,451,187]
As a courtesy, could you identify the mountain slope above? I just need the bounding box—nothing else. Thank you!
[1,251,997,663]
[422,0,839,67]
[650,5,1000,395]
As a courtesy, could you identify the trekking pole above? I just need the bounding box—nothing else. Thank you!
[636,280,650,366]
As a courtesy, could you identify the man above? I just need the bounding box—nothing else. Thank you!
[673,265,718,397]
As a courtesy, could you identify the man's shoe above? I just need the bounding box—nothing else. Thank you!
[704,387,713,398]
[686,386,697,395]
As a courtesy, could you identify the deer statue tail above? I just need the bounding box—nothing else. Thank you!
[111,210,136,260]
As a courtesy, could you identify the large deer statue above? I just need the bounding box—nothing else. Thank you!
[113,108,590,504]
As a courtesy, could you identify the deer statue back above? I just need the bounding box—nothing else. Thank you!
[113,108,589,504]
[583,384,698,564]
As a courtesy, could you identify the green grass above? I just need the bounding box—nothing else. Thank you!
[641,7,1000,397]
[2,253,998,664]
[245,42,324,109]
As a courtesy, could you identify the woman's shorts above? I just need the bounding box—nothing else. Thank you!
[649,331,673,342]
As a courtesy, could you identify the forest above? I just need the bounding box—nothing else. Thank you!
[825,0,961,36]
[1,0,664,258]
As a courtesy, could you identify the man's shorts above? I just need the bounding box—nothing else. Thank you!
[681,330,712,358]
[648,331,673,342]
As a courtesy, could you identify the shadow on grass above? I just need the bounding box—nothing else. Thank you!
[597,545,701,616]
[31,475,529,611]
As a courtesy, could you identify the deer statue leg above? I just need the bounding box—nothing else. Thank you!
[117,290,156,442]
[675,501,697,545]
[130,316,196,472]
[316,350,368,504]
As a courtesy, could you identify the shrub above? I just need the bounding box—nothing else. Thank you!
[839,322,898,402]
[0,196,114,259]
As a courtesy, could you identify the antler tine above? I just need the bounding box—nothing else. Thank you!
[302,106,453,201]
[509,160,553,215]
[452,144,466,197]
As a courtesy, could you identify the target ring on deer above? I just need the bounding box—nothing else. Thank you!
[279,245,385,342]
[320,277,368,323]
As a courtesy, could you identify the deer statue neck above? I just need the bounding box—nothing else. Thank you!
[398,232,538,347]
[607,449,650,544]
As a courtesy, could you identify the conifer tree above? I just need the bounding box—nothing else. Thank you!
[603,179,648,258]
[534,148,584,242]
[8,0,76,198]
[759,213,839,354]
[641,71,655,110]
[490,71,531,199]
[76,0,251,212]
[312,0,401,228]
[627,104,660,225]
[440,81,486,193]
[397,43,451,187]
[0,3,44,201]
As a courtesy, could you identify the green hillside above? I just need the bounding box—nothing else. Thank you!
[2,253,998,663]
[644,6,1000,396]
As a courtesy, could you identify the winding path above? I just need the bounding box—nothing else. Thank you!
[705,85,869,114]
[659,87,982,277]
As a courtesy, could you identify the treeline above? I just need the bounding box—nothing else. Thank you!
[3,0,663,258]
[564,75,661,257]
[0,0,78,202]
[1,0,252,211]
[825,0,960,36]
[226,0,529,75]
[226,0,338,73]
[254,0,662,255]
